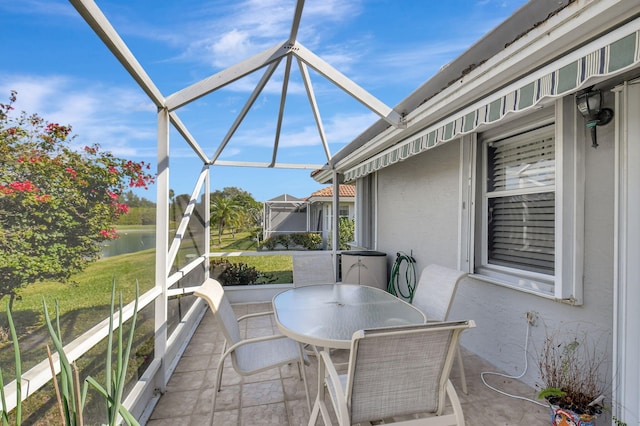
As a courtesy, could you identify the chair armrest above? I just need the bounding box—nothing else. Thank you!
[225,333,290,353]
[221,333,308,363]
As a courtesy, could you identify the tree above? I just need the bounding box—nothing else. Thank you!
[210,187,262,230]
[0,92,154,308]
[119,190,154,208]
[210,197,243,244]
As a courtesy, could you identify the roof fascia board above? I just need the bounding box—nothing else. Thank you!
[328,0,639,176]
[293,42,404,128]
[69,0,165,107]
[309,196,354,202]
[338,15,640,183]
[404,0,638,136]
[165,41,292,111]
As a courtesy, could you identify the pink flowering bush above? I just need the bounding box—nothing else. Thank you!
[0,91,154,306]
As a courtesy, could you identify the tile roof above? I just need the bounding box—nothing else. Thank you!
[309,184,355,198]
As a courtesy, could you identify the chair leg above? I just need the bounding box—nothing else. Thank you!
[308,396,321,425]
[215,355,225,391]
[456,346,468,394]
[211,355,226,413]
[298,344,311,412]
[446,379,466,426]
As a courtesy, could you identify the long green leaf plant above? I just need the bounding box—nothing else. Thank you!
[43,299,88,426]
[84,281,140,426]
[44,279,140,426]
[0,302,22,425]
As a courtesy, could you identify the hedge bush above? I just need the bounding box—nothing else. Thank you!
[260,232,322,250]
[210,259,276,285]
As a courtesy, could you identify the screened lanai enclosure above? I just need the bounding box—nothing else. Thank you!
[4,0,640,424]
[2,0,406,421]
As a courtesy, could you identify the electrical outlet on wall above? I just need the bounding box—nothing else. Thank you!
[526,311,538,326]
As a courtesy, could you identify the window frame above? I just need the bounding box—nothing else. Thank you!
[478,123,557,294]
[354,173,377,250]
[462,98,584,303]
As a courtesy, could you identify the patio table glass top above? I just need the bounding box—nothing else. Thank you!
[272,283,426,349]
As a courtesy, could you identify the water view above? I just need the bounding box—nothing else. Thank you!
[101,228,156,258]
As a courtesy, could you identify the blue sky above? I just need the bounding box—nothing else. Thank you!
[1,0,528,203]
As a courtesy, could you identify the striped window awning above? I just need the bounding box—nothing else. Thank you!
[343,27,640,182]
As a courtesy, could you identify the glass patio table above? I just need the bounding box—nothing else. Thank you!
[272,283,426,350]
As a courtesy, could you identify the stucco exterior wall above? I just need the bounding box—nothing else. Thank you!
[374,115,615,389]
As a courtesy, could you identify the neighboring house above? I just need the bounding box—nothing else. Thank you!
[262,185,355,247]
[313,1,640,421]
[262,194,307,239]
[307,185,355,245]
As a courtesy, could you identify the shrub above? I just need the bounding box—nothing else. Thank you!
[290,233,322,250]
[260,232,321,250]
[210,259,260,285]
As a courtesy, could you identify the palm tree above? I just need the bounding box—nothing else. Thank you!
[210,197,243,245]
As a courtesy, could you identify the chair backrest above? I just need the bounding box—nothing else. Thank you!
[292,252,336,286]
[411,265,467,321]
[193,278,242,345]
[345,321,475,424]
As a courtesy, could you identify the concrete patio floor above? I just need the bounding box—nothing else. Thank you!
[146,302,550,426]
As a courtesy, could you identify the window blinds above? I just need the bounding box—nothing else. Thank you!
[486,132,555,275]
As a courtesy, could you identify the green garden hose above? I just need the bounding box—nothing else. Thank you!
[387,251,417,302]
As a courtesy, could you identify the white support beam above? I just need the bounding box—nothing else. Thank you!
[332,170,340,281]
[154,107,170,391]
[169,111,209,163]
[167,167,208,267]
[166,41,292,111]
[288,0,305,43]
[210,60,282,164]
[68,0,165,108]
[293,42,404,128]
[204,166,211,280]
[271,55,294,166]
[211,160,324,169]
[298,58,331,161]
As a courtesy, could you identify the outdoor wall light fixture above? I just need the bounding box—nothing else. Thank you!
[576,88,613,148]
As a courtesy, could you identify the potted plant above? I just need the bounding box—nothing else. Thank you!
[537,331,607,426]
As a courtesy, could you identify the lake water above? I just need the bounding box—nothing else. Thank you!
[101,229,156,258]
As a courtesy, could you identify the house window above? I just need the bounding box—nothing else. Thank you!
[467,98,584,303]
[476,124,557,295]
[339,205,350,217]
[355,173,376,249]
[484,126,555,276]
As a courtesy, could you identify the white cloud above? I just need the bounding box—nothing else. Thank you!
[0,74,156,160]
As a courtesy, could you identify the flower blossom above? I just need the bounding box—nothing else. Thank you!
[99,228,119,239]
[66,167,77,179]
[114,203,129,214]
[9,181,38,192]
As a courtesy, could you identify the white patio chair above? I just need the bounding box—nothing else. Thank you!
[293,252,336,286]
[411,264,469,393]
[193,278,311,412]
[309,320,476,426]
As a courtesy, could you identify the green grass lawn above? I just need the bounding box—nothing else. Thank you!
[0,228,294,422]
[1,229,289,338]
